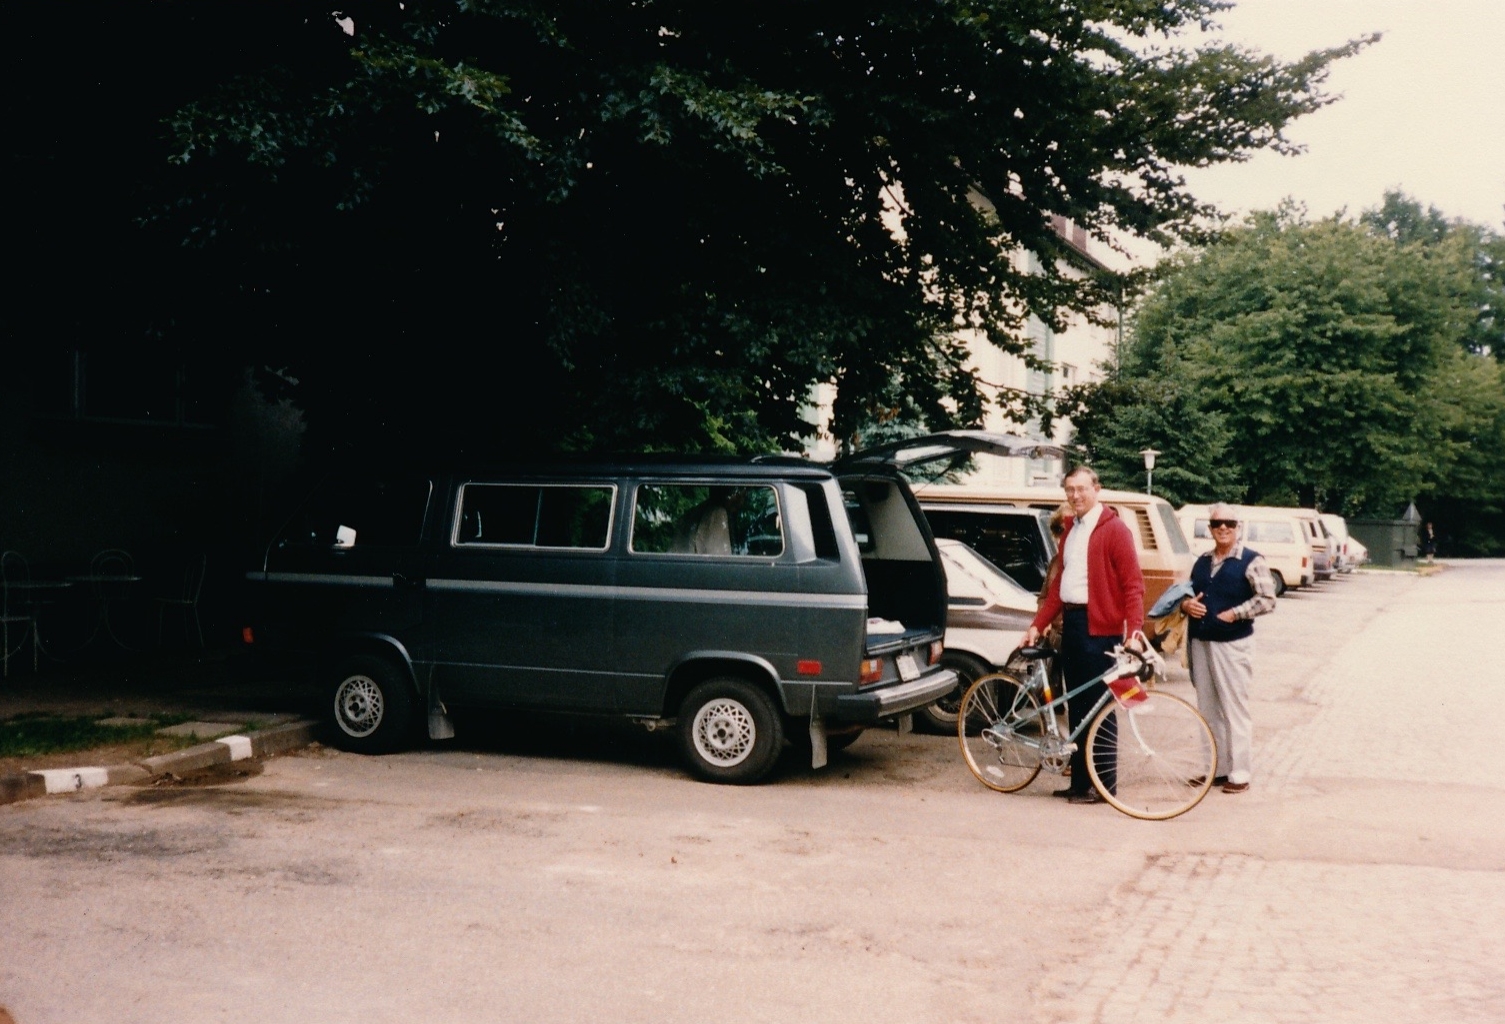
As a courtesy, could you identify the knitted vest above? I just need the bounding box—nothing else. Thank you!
[1188,548,1258,643]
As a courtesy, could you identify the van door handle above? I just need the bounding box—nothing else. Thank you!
[393,572,426,591]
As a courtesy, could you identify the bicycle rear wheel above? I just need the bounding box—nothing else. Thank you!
[1086,690,1215,820]
[957,672,1044,792]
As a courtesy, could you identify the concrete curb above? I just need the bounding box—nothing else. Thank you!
[0,719,320,806]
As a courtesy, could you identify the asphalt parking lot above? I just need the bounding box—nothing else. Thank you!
[2,562,1502,1023]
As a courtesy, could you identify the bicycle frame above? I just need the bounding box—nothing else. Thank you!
[982,644,1150,763]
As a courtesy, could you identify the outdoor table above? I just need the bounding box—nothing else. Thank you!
[63,573,145,652]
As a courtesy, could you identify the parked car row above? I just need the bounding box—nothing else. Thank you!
[244,428,1369,784]
[1177,504,1363,595]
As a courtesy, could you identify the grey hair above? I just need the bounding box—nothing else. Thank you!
[1207,502,1239,522]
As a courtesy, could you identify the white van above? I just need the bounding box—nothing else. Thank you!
[1266,507,1335,581]
[1319,513,1355,573]
[1178,504,1313,596]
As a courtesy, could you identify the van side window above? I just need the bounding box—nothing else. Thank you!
[841,487,876,554]
[456,484,614,550]
[796,483,840,560]
[632,484,783,556]
[277,476,431,549]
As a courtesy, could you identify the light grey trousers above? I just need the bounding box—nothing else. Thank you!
[1188,634,1255,784]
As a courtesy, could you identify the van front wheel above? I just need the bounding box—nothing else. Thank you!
[328,654,416,754]
[679,677,784,784]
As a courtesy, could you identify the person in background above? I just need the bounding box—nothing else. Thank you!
[1419,521,1437,564]
[1023,467,1144,805]
[1180,502,1277,794]
[1036,503,1070,646]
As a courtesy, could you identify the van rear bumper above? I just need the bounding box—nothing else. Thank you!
[833,668,959,723]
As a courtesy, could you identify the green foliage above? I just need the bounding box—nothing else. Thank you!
[1058,375,1242,508]
[1069,201,1505,552]
[10,3,1368,460]
[0,714,188,758]
[1360,190,1505,362]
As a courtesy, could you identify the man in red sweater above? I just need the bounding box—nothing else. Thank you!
[1024,465,1144,804]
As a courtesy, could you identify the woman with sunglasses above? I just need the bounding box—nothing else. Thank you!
[1180,503,1278,794]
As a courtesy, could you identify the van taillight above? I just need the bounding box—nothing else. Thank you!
[241,626,255,645]
[859,658,883,684]
[929,640,944,664]
[1302,557,1308,568]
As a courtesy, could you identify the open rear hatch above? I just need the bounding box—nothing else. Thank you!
[834,430,1065,666]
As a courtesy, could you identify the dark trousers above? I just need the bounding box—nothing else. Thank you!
[1061,607,1118,794]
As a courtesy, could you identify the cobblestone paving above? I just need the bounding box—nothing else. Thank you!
[1034,563,1505,1023]
[1034,852,1505,1023]
[1261,567,1505,790]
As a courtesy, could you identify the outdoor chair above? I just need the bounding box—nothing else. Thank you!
[156,553,206,648]
[1,550,39,676]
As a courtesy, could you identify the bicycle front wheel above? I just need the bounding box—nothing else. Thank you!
[957,672,1044,793]
[1086,690,1216,820]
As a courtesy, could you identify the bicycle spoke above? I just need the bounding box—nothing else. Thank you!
[1086,691,1216,820]
[958,672,1044,793]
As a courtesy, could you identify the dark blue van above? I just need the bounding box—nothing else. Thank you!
[243,433,1056,783]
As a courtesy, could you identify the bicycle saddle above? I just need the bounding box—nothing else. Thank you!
[1017,644,1056,660]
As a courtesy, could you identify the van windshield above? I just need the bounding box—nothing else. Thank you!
[1247,520,1296,545]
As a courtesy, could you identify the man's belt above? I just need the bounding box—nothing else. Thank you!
[1062,602,1087,611]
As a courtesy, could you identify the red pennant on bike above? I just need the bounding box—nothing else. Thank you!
[1108,675,1149,706]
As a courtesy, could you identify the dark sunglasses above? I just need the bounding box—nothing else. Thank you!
[1209,519,1238,529]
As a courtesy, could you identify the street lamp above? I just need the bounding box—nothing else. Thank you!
[1139,448,1160,497]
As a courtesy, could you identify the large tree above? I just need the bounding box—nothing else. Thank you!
[8,2,1369,460]
[1068,201,1505,551]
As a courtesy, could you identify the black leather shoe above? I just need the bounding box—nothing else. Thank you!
[1189,775,1228,787]
[1068,790,1106,805]
[1052,788,1077,799]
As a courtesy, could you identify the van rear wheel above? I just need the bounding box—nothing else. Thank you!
[1271,570,1288,597]
[679,677,784,784]
[327,654,416,754]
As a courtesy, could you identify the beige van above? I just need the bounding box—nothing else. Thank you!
[912,483,1194,615]
[1178,504,1313,595]
[1260,506,1335,581]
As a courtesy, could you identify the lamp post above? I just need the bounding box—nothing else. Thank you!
[1139,448,1160,497]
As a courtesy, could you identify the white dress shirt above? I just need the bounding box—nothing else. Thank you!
[1058,501,1104,605]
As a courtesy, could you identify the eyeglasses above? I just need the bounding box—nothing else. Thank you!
[1209,519,1238,530]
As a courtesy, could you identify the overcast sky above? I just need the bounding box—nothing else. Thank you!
[1179,0,1505,233]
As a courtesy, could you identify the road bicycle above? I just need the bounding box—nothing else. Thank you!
[956,638,1217,820]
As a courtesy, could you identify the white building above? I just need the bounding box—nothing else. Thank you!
[802,216,1122,484]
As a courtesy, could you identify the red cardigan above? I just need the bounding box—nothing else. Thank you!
[1032,504,1145,638]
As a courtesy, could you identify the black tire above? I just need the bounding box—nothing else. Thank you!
[327,654,417,754]
[914,651,992,734]
[826,729,863,754]
[1271,570,1288,597]
[678,676,784,784]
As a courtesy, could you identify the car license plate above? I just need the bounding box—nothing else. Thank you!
[896,652,920,682]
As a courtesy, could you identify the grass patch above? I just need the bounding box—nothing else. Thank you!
[0,713,188,758]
